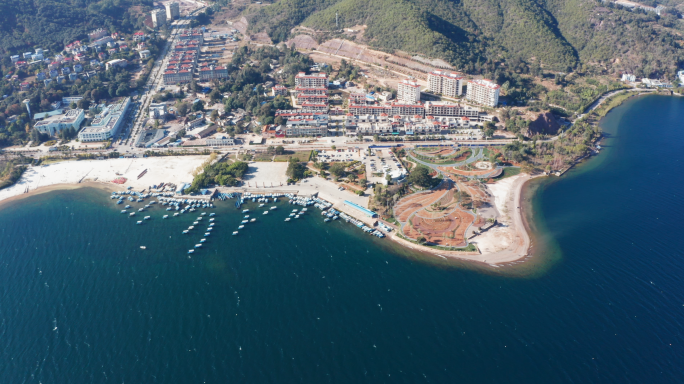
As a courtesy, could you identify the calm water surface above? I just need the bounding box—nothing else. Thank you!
[0,95,683,383]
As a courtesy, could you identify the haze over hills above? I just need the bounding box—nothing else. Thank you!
[246,0,684,78]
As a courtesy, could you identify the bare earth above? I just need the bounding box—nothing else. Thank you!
[388,174,533,266]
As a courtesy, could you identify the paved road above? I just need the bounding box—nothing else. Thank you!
[408,147,485,169]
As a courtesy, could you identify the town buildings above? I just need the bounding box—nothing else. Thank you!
[427,71,464,97]
[622,73,636,83]
[88,29,108,41]
[78,98,131,142]
[139,50,151,59]
[466,79,500,107]
[34,109,85,137]
[397,79,421,103]
[165,2,180,20]
[152,9,167,28]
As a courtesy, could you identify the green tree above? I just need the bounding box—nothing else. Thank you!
[407,166,435,188]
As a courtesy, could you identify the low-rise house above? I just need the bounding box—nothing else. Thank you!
[68,73,78,81]
[49,70,59,78]
[149,103,167,119]
[105,59,128,71]
[139,50,151,59]
[73,64,83,73]
[20,82,31,91]
[61,67,71,75]
[272,85,288,97]
[37,72,46,81]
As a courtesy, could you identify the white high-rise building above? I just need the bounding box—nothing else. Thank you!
[152,9,167,28]
[427,71,464,97]
[165,2,180,20]
[397,79,421,104]
[295,72,329,88]
[466,79,500,108]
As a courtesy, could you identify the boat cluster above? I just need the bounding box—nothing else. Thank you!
[321,208,339,222]
[185,212,216,254]
[158,196,214,213]
[338,212,385,238]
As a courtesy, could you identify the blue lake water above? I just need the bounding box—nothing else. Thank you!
[0,94,683,383]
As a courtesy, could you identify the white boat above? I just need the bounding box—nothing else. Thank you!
[188,249,194,254]
[188,226,194,230]
[193,221,198,225]
[121,210,127,213]
[263,211,268,215]
[270,206,277,210]
[238,225,244,229]
[195,244,202,248]
[232,231,238,235]
[197,217,203,221]
[200,239,206,243]
[201,212,206,216]
[204,232,210,236]
[140,246,146,249]
[163,215,168,219]
[130,212,136,216]
[241,220,248,224]
[138,208,144,212]
[144,216,150,220]
[242,209,249,213]
[174,213,179,217]
[324,218,330,222]
[125,205,131,209]
[207,227,213,232]
[209,218,214,222]
[136,221,142,225]
[182,230,188,234]
[259,203,265,207]
[250,218,256,222]
[295,215,300,219]
[285,218,291,222]
[244,215,249,218]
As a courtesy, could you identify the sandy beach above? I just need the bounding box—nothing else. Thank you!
[0,156,209,203]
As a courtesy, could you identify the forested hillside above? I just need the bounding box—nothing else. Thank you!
[0,0,153,55]
[246,0,684,78]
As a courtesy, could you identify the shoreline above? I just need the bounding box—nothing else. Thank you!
[0,181,118,210]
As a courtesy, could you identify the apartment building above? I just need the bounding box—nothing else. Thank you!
[466,79,500,107]
[178,29,204,44]
[295,72,328,88]
[284,125,328,137]
[34,109,85,137]
[78,98,131,142]
[163,68,192,84]
[390,102,425,117]
[152,9,167,28]
[165,2,180,20]
[397,79,421,103]
[427,71,464,97]
[199,66,228,81]
[424,101,479,118]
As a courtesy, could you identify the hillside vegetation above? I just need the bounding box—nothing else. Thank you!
[246,0,684,78]
[0,0,152,55]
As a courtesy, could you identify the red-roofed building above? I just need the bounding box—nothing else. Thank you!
[199,66,228,81]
